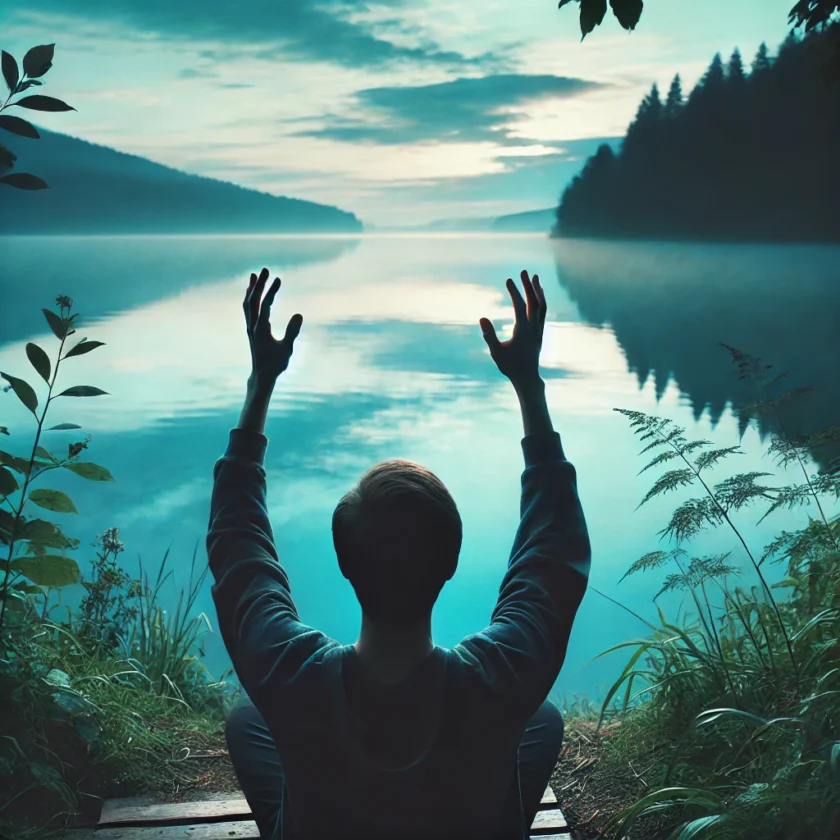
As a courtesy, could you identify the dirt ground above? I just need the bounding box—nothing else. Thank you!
[549,719,663,840]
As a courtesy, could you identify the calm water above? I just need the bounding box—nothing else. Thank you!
[2,234,839,702]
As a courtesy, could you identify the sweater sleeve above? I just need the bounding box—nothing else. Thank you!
[206,428,335,705]
[455,431,591,718]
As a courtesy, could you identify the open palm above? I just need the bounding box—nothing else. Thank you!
[243,267,303,382]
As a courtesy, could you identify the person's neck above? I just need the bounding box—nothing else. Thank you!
[353,613,434,684]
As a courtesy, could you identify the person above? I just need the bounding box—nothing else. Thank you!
[207,267,591,840]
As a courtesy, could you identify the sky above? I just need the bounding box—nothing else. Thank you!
[2,0,796,226]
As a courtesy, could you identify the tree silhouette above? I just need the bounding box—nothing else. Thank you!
[552,26,840,242]
[727,48,746,82]
[752,42,772,74]
[664,74,684,117]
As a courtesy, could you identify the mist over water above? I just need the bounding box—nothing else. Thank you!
[2,233,837,702]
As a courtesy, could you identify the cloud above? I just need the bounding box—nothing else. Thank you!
[24,0,500,70]
[293,73,608,145]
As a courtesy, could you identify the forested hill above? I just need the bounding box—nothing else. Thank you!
[554,26,840,243]
[0,130,363,234]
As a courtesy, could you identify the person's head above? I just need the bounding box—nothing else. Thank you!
[332,459,462,629]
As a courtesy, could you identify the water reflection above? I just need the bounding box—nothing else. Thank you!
[552,238,840,459]
[0,233,828,700]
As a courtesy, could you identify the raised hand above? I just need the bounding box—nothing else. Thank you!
[479,269,546,388]
[243,267,303,384]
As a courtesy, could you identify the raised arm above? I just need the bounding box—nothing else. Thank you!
[207,269,333,707]
[458,271,591,718]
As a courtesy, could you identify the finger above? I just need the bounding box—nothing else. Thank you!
[505,278,527,323]
[243,273,258,322]
[479,318,502,353]
[533,274,546,322]
[534,274,548,327]
[257,277,281,330]
[249,268,269,327]
[520,270,538,323]
[283,313,303,343]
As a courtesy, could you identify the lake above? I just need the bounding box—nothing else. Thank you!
[1,233,838,703]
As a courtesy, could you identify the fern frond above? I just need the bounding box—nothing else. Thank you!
[639,450,679,475]
[766,433,809,468]
[714,472,775,513]
[659,497,722,543]
[679,439,712,457]
[620,548,687,582]
[758,483,814,523]
[638,468,696,509]
[695,446,742,472]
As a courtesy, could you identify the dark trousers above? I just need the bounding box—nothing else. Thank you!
[226,697,565,839]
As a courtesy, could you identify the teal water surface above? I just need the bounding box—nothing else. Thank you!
[2,234,838,702]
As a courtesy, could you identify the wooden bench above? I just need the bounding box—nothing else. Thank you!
[67,785,568,839]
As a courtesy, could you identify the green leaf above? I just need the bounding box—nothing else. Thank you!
[0,508,15,542]
[74,715,102,745]
[0,450,30,473]
[56,386,108,398]
[0,371,38,415]
[22,44,54,79]
[580,0,607,38]
[0,466,18,497]
[1,51,19,94]
[28,760,64,788]
[42,308,67,340]
[63,461,114,482]
[64,340,105,359]
[12,94,75,112]
[20,518,78,550]
[0,173,49,190]
[0,143,16,169]
[44,668,71,688]
[50,690,96,717]
[610,0,643,31]
[46,423,82,431]
[28,488,78,513]
[10,554,80,586]
[26,342,51,383]
[34,446,57,463]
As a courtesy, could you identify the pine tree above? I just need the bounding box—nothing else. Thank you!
[665,74,683,116]
[752,42,772,74]
[701,53,726,89]
[728,48,746,83]
[623,83,662,155]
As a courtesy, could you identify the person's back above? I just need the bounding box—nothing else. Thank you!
[207,268,591,839]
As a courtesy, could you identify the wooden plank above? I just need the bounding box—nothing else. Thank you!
[69,821,259,840]
[98,798,251,826]
[540,785,557,805]
[530,808,568,832]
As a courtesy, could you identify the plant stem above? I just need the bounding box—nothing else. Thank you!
[0,327,68,632]
[661,427,799,678]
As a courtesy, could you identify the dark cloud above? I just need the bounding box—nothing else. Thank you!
[293,74,608,145]
[28,0,500,69]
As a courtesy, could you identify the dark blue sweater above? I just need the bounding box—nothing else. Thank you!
[207,428,590,840]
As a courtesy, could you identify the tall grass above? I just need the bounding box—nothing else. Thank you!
[597,349,840,840]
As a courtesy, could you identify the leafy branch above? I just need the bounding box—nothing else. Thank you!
[0,44,75,191]
[0,295,111,631]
